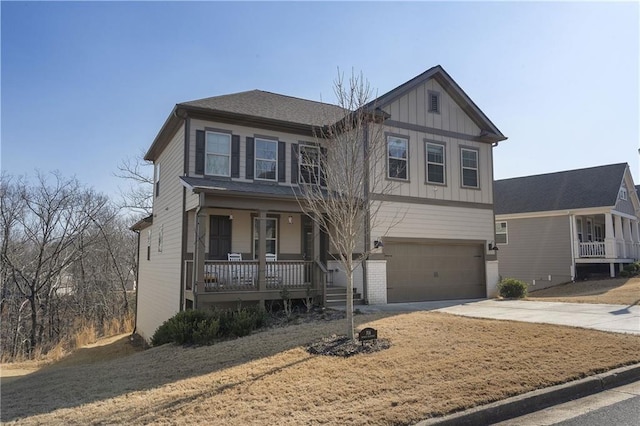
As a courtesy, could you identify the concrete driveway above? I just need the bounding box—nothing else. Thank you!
[356,299,640,335]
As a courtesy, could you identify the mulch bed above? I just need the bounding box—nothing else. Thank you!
[307,334,391,357]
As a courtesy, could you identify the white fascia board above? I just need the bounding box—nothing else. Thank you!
[496,206,614,221]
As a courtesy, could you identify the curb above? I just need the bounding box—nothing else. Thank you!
[415,363,640,425]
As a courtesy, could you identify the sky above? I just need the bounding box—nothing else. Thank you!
[2,1,639,200]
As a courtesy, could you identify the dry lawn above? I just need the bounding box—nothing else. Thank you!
[527,277,640,305]
[2,312,640,425]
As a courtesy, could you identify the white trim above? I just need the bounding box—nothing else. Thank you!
[460,147,479,188]
[425,141,446,185]
[387,135,409,180]
[496,206,620,220]
[495,221,508,244]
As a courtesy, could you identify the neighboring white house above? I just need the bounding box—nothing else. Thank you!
[132,65,507,342]
[494,163,640,289]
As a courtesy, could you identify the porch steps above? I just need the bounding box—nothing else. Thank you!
[325,286,364,307]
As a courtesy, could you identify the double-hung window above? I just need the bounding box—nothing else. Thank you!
[387,136,408,180]
[253,217,277,257]
[495,222,508,244]
[461,148,479,188]
[299,144,320,184]
[255,138,278,181]
[426,142,445,184]
[619,187,628,200]
[206,131,231,176]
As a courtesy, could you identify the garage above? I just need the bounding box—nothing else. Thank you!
[385,241,486,302]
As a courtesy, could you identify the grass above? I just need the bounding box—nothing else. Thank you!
[2,310,640,425]
[527,277,640,305]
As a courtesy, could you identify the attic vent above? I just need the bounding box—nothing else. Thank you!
[619,187,628,200]
[428,91,440,113]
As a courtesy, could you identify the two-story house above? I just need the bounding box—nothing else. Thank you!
[494,163,640,289]
[132,65,507,342]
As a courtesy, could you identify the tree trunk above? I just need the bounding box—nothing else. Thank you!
[346,265,355,341]
[29,293,37,356]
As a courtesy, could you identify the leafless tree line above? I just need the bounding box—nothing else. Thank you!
[1,171,139,361]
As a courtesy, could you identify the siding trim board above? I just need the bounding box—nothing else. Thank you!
[384,119,493,143]
[371,193,493,210]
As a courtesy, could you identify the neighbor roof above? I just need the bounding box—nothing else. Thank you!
[494,163,628,215]
[181,90,346,127]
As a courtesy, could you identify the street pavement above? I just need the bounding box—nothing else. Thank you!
[357,299,640,335]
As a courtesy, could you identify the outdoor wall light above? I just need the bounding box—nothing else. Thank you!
[229,214,233,220]
[488,241,499,251]
[288,215,293,224]
[373,239,384,249]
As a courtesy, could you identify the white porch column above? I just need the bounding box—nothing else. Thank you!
[623,217,632,258]
[604,213,615,259]
[633,220,640,260]
[571,215,580,259]
[614,215,624,258]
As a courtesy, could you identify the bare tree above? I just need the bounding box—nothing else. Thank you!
[114,153,153,217]
[296,71,401,341]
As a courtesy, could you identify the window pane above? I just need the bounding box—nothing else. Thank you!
[206,154,230,176]
[206,133,230,155]
[462,150,477,168]
[388,138,407,159]
[462,168,478,187]
[495,222,507,233]
[256,140,277,160]
[428,164,444,183]
[495,234,507,244]
[256,160,276,180]
[427,145,444,164]
[389,158,407,179]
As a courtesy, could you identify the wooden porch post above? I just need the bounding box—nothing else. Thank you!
[257,210,267,306]
[193,194,207,309]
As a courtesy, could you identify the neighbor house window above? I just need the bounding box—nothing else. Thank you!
[299,144,320,184]
[428,90,440,113]
[255,138,278,181]
[206,131,231,176]
[619,187,628,200]
[576,218,583,242]
[586,218,593,242]
[387,135,408,180]
[426,142,445,184]
[253,217,277,257]
[495,222,508,244]
[157,224,163,253]
[461,148,479,188]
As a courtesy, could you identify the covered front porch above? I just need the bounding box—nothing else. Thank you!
[182,187,334,308]
[572,212,640,274]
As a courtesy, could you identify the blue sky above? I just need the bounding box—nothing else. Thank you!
[2,1,639,198]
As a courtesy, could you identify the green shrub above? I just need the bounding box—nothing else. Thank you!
[623,263,639,275]
[497,278,528,299]
[218,306,267,338]
[152,310,219,346]
[619,270,630,278]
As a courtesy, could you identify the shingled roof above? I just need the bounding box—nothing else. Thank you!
[494,163,628,215]
[180,90,346,127]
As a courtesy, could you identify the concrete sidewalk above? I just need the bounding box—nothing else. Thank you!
[357,299,640,335]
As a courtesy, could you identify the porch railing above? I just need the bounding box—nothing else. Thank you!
[579,242,605,258]
[184,260,314,293]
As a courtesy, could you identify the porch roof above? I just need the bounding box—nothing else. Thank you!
[494,163,628,215]
[181,176,306,199]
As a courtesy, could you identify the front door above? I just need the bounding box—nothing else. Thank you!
[209,215,231,260]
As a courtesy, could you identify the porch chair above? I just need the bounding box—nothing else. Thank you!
[265,253,282,288]
[227,253,253,286]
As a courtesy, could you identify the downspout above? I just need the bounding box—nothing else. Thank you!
[569,213,576,281]
[131,229,141,337]
[193,195,203,309]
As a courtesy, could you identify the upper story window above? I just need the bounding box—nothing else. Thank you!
[576,218,583,242]
[299,144,320,184]
[387,135,408,180]
[428,90,440,113]
[495,222,508,244]
[255,138,278,181]
[461,148,479,188]
[619,187,628,200]
[206,131,231,176]
[426,142,445,184]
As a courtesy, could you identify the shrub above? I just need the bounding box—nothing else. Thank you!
[497,278,528,299]
[151,310,219,346]
[218,306,267,338]
[623,263,639,276]
[619,270,630,278]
